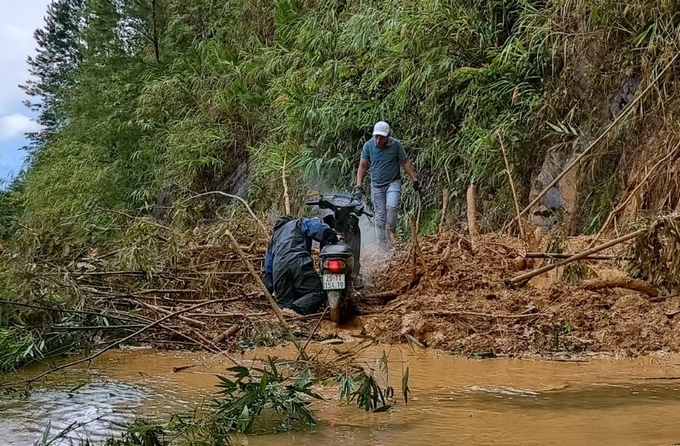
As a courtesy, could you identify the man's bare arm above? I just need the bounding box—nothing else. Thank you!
[357,158,369,186]
[402,159,418,182]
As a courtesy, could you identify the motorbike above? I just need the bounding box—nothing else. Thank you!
[305,193,371,324]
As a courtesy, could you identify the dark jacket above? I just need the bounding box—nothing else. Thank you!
[263,216,339,293]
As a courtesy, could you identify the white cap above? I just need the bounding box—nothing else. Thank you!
[372,121,390,137]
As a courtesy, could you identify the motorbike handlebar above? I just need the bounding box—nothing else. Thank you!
[306,195,371,216]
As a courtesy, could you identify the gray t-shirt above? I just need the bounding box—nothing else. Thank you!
[361,137,408,188]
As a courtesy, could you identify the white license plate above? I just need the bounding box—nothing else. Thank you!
[322,274,346,290]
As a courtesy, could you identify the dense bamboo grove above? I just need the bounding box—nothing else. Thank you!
[7,0,678,244]
[1,0,680,370]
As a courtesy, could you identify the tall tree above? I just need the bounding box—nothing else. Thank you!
[20,0,85,151]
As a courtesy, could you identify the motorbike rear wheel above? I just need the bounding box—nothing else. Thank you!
[330,305,342,324]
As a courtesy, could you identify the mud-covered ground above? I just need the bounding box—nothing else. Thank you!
[110,222,678,358]
[346,232,680,357]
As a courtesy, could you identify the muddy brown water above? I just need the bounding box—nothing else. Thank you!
[3,345,680,445]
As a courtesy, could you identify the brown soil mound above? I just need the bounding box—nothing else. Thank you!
[359,232,680,357]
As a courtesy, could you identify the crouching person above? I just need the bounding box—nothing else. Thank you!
[262,215,342,316]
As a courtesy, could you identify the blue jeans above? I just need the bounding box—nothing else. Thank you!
[371,180,401,243]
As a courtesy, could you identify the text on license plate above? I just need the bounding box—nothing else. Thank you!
[322,274,346,290]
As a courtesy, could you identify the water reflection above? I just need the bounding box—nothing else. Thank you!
[0,382,145,445]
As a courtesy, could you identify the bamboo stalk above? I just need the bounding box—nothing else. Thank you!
[282,156,291,215]
[186,312,268,318]
[505,228,646,285]
[438,188,449,234]
[136,300,206,327]
[158,323,221,353]
[48,325,145,331]
[498,134,526,243]
[524,252,633,260]
[225,230,306,357]
[467,184,478,252]
[212,324,241,344]
[409,216,431,285]
[298,306,329,360]
[134,289,198,295]
[426,310,542,319]
[503,53,680,232]
[589,140,680,248]
[0,300,145,324]
[189,328,223,352]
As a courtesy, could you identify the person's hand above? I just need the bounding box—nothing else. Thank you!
[413,181,422,194]
[354,185,365,200]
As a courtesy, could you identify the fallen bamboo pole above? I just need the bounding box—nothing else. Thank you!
[225,230,306,358]
[48,325,145,331]
[136,300,206,327]
[0,299,229,388]
[426,310,542,319]
[298,306,329,361]
[186,312,268,318]
[159,323,221,353]
[505,228,646,285]
[503,53,680,233]
[212,324,241,344]
[524,252,633,260]
[0,300,147,324]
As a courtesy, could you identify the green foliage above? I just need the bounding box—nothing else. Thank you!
[0,328,46,372]
[211,357,321,433]
[338,368,395,413]
[561,261,595,285]
[336,350,410,412]
[581,173,619,235]
[0,189,20,240]
[628,215,680,293]
[105,420,169,446]
[550,320,580,351]
[8,0,680,253]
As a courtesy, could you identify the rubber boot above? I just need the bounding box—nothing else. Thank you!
[376,221,388,249]
[387,227,399,247]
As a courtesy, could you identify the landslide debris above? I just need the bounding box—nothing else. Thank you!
[359,231,680,357]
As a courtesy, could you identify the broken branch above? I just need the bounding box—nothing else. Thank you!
[582,277,659,297]
[505,229,646,285]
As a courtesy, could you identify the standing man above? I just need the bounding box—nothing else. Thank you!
[355,121,421,246]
